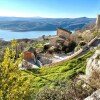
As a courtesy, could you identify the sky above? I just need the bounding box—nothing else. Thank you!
[0,0,100,18]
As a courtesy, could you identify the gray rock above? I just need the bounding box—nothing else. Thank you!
[84,89,100,100]
[35,59,42,67]
[39,57,52,65]
[86,50,100,79]
[19,59,39,70]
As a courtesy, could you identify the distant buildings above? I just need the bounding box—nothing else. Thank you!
[49,28,72,46]
[57,28,72,39]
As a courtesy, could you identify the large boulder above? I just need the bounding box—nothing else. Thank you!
[19,59,39,70]
[62,41,76,53]
[79,50,100,88]
[39,56,52,65]
[43,43,51,52]
[86,50,100,78]
[47,46,55,54]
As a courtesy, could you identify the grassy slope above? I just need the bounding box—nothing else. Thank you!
[21,50,94,94]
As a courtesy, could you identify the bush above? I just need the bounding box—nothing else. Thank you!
[88,70,100,89]
[0,41,34,100]
[36,79,94,100]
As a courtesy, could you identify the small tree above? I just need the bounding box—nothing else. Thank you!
[0,40,34,100]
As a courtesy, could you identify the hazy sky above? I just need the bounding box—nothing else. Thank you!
[0,0,100,18]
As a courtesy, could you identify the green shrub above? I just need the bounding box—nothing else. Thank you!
[36,79,94,100]
[0,41,34,100]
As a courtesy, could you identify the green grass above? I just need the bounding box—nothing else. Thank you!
[21,50,94,96]
[32,43,44,48]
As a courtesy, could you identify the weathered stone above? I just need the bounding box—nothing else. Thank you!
[39,57,52,65]
[23,47,37,59]
[63,39,70,46]
[43,43,51,52]
[35,59,42,67]
[78,50,100,88]
[96,14,100,29]
[49,37,58,46]
[19,59,39,70]
[82,30,94,42]
[84,89,100,100]
[57,38,65,45]
[23,52,35,59]
[47,46,55,54]
[57,28,72,39]
[86,50,100,78]
[24,47,36,54]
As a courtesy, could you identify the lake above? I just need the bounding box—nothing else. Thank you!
[0,30,56,41]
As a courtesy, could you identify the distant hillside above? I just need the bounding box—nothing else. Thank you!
[0,17,96,31]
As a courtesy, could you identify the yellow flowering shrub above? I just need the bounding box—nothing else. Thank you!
[0,40,34,100]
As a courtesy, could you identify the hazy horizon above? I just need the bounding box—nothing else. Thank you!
[0,16,96,19]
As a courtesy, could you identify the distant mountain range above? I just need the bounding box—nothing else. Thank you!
[0,16,96,31]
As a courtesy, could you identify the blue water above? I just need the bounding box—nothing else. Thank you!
[0,30,56,41]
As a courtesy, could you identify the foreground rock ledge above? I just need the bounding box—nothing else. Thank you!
[84,89,100,100]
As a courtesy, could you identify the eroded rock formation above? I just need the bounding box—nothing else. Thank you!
[96,15,100,29]
[86,50,100,80]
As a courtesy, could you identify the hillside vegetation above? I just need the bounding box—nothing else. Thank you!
[22,50,94,98]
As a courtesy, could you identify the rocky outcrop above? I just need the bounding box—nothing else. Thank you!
[86,50,100,80]
[96,15,100,29]
[19,59,40,70]
[47,28,76,53]
[49,37,58,46]
[79,50,100,100]
[19,47,43,69]
[82,30,94,42]
[79,50,100,83]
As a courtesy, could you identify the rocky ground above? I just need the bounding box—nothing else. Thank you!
[78,49,100,100]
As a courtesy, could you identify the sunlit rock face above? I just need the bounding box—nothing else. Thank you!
[86,50,100,78]
[96,15,100,29]
[57,28,72,39]
[79,50,100,87]
[83,50,100,100]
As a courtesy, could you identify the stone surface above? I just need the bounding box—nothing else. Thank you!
[78,50,100,88]
[96,15,100,29]
[19,59,39,70]
[39,57,52,65]
[82,30,94,42]
[84,89,100,100]
[57,28,72,39]
[49,37,58,46]
[86,50,100,78]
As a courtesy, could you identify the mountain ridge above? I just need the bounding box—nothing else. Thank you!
[0,17,96,31]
